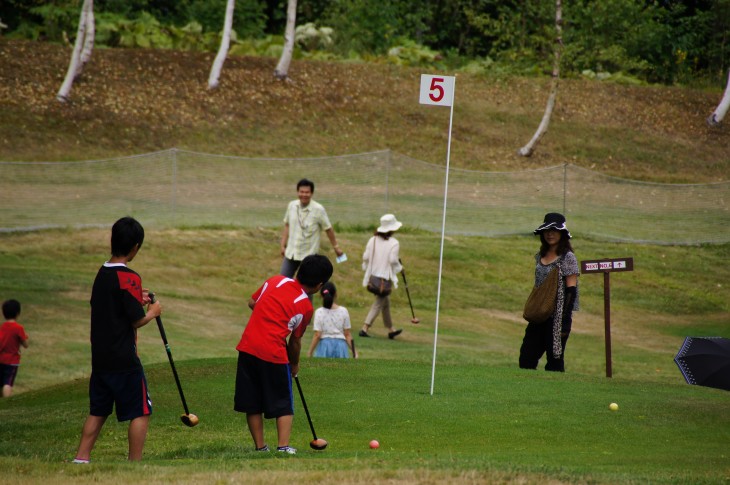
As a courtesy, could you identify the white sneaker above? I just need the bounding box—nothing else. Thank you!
[276,446,297,455]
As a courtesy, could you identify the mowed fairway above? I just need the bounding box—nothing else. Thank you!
[0,227,728,484]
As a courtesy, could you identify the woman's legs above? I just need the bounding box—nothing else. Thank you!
[545,333,569,372]
[519,320,569,372]
[361,296,388,335]
[362,296,382,332]
[380,296,392,330]
[520,321,553,369]
[519,322,545,369]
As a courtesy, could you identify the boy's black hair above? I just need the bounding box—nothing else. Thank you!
[297,178,315,193]
[296,254,333,288]
[2,299,21,320]
[111,216,145,257]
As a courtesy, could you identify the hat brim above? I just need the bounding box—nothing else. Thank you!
[534,222,571,238]
[377,222,403,233]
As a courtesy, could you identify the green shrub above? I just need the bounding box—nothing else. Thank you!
[386,39,441,67]
[295,22,333,52]
[26,2,80,42]
[228,35,283,58]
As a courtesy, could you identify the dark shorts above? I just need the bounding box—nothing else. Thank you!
[0,364,19,387]
[89,368,152,422]
[234,351,294,419]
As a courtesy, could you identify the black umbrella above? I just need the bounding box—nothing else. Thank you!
[674,337,730,392]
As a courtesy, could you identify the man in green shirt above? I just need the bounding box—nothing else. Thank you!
[280,178,344,277]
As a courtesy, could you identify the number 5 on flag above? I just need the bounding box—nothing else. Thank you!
[419,74,455,107]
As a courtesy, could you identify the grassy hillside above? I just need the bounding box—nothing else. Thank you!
[2,226,728,395]
[1,39,729,183]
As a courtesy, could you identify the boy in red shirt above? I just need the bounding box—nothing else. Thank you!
[0,299,29,398]
[235,254,333,455]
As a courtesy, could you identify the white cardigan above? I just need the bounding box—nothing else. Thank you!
[362,235,402,288]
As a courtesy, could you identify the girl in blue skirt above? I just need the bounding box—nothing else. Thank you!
[307,282,356,359]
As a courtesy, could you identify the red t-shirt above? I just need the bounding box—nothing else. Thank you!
[0,320,29,365]
[236,275,313,364]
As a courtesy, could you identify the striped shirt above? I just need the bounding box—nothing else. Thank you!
[283,199,332,261]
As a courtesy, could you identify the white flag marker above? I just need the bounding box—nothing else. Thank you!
[419,74,455,106]
[419,74,456,396]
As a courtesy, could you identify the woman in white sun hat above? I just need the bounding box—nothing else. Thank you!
[359,214,404,339]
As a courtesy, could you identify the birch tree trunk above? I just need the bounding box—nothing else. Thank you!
[57,0,95,102]
[79,3,95,70]
[274,0,298,80]
[519,0,563,157]
[707,69,730,126]
[208,0,236,90]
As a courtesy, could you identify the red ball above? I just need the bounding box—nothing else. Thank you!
[369,439,380,449]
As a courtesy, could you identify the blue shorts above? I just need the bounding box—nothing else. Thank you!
[314,338,349,358]
[234,351,294,419]
[89,369,152,422]
[0,364,19,387]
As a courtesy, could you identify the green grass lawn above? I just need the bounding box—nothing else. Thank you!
[0,227,729,483]
[1,359,728,484]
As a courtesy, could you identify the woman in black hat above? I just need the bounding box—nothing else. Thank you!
[519,212,579,372]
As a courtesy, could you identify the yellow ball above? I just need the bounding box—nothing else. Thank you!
[609,402,619,411]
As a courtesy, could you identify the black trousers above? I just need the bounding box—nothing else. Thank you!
[519,319,570,372]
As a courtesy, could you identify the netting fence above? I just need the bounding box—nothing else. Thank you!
[1,148,728,245]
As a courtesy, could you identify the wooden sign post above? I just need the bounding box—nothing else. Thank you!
[580,257,634,378]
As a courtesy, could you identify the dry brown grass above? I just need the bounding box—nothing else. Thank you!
[1,39,728,182]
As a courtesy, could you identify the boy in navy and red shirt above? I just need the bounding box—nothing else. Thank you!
[0,299,29,398]
[73,216,162,463]
[235,254,333,455]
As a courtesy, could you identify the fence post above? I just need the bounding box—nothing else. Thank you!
[172,148,178,224]
[563,163,568,214]
[385,149,391,212]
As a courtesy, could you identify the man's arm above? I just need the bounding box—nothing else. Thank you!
[325,227,344,257]
[281,223,289,257]
[287,334,302,377]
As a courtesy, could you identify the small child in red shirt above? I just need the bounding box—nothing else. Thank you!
[0,299,29,398]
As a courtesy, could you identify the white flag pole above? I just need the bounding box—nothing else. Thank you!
[429,78,455,396]
[418,74,456,396]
